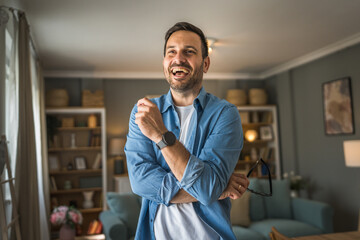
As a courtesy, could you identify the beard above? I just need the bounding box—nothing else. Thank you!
[165,61,204,93]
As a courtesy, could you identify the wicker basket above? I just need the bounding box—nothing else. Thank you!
[249,88,267,105]
[46,89,69,107]
[82,90,104,107]
[226,89,247,106]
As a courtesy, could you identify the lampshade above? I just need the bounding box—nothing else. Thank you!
[109,138,126,156]
[343,140,360,167]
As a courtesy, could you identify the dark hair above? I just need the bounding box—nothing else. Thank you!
[164,22,209,59]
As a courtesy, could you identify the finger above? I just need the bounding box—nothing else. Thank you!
[137,105,151,113]
[137,98,154,107]
[238,178,249,189]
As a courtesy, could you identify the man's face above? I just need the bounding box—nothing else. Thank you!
[163,30,210,93]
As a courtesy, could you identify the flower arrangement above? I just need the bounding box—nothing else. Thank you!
[50,205,83,228]
[283,171,307,191]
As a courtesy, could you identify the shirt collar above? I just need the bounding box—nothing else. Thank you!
[161,87,206,113]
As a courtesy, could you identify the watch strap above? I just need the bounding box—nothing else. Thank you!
[156,139,167,150]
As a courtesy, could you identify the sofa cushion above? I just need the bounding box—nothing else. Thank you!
[249,219,323,239]
[249,178,266,221]
[260,179,292,219]
[232,225,266,240]
[230,191,251,227]
[106,192,141,238]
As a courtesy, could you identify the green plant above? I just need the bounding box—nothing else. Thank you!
[46,115,60,144]
[283,171,307,191]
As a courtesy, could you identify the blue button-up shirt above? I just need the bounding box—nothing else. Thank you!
[125,87,243,240]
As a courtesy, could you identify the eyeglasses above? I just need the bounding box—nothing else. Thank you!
[246,158,272,197]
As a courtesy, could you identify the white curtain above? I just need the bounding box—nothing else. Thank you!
[1,8,49,240]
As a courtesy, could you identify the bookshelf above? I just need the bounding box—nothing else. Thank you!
[236,105,281,180]
[46,107,107,236]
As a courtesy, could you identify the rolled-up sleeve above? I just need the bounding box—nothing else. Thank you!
[125,105,180,205]
[179,105,243,205]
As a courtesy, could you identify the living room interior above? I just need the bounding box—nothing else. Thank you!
[1,0,360,239]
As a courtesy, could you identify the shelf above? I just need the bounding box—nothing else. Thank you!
[48,146,101,152]
[57,127,101,131]
[114,173,129,178]
[79,208,102,214]
[242,122,272,127]
[244,139,273,144]
[49,169,102,175]
[50,187,102,195]
[236,160,257,165]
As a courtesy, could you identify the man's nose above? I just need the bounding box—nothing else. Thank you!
[172,52,186,64]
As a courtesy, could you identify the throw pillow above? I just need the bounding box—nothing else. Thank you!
[230,191,251,227]
[107,192,141,238]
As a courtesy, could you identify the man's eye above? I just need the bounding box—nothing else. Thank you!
[186,50,195,54]
[167,50,175,55]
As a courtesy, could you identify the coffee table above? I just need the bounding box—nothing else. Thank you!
[293,231,360,240]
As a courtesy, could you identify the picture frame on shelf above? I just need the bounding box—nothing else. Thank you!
[48,155,60,171]
[322,77,354,135]
[259,126,273,140]
[74,156,87,170]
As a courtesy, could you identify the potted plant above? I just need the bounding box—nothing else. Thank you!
[50,205,83,240]
[283,171,307,197]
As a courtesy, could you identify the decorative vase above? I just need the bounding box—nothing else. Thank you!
[82,191,94,209]
[88,114,97,128]
[290,190,299,198]
[59,224,75,240]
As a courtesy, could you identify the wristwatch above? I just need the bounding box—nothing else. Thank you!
[156,131,176,150]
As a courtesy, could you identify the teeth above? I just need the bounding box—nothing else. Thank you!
[171,68,189,74]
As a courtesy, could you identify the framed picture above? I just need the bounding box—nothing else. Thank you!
[48,155,60,171]
[322,77,354,135]
[74,156,87,170]
[259,126,273,140]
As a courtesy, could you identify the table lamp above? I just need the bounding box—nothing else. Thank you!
[109,138,126,174]
[343,140,360,231]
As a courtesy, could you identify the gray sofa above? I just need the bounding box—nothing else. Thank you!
[100,179,333,240]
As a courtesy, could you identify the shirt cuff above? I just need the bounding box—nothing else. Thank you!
[179,154,204,189]
[158,172,181,206]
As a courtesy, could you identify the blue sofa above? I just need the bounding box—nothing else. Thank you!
[100,179,333,240]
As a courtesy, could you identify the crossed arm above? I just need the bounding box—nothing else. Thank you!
[126,98,249,205]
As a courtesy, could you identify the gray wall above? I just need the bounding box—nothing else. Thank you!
[268,43,360,232]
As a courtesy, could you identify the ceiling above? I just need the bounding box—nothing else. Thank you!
[5,0,360,79]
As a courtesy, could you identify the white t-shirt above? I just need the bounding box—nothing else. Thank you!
[154,105,219,240]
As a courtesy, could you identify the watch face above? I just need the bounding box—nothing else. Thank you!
[164,131,176,146]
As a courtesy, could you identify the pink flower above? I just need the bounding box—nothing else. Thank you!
[50,205,83,226]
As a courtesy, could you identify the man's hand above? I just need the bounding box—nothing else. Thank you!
[219,173,249,200]
[135,98,168,142]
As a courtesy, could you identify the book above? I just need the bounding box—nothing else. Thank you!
[50,176,57,191]
[95,221,103,234]
[92,153,102,169]
[239,111,249,124]
[87,219,99,235]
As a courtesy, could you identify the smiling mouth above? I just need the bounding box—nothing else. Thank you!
[171,67,190,79]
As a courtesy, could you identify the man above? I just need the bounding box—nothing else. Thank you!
[125,22,249,240]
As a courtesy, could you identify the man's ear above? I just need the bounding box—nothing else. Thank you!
[203,56,210,73]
